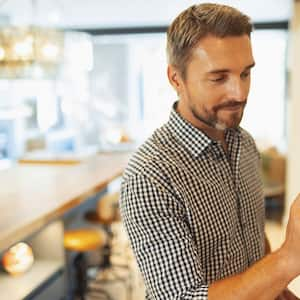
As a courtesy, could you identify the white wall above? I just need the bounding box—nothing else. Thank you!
[0,0,293,28]
[285,0,300,222]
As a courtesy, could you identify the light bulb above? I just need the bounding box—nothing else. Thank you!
[0,47,5,60]
[13,39,33,59]
[2,242,34,276]
[41,43,59,61]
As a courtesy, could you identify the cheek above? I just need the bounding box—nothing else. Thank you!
[199,87,225,110]
[186,80,225,110]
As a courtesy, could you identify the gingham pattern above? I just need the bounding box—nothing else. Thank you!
[120,102,265,300]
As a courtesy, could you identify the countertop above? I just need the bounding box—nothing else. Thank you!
[0,152,131,252]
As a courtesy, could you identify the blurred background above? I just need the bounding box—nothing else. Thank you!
[0,0,291,161]
[0,0,296,223]
[1,0,300,298]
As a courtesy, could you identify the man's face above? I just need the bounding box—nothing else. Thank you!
[169,34,255,130]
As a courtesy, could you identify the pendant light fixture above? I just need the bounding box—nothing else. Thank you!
[0,0,64,78]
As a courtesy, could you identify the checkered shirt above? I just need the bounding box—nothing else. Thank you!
[120,102,265,299]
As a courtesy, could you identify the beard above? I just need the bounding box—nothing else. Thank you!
[190,100,246,131]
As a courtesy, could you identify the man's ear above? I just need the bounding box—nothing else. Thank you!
[167,65,182,94]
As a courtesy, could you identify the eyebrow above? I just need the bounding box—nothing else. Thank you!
[207,62,256,74]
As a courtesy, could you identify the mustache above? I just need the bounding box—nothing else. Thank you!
[213,100,247,112]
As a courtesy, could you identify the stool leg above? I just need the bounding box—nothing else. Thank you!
[101,243,111,269]
[74,253,87,300]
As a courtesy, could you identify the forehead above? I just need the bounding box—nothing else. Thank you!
[190,34,254,72]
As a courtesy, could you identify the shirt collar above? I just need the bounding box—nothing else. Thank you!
[166,101,241,158]
[166,102,212,157]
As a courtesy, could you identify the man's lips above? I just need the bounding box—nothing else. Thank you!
[215,102,246,112]
[222,104,244,111]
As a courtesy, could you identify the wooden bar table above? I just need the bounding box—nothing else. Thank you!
[0,151,131,300]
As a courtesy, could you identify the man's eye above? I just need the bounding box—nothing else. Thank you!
[210,76,226,82]
[241,71,250,79]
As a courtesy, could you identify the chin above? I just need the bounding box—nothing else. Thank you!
[220,114,243,129]
[216,120,241,130]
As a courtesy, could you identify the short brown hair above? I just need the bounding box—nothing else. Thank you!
[167,3,253,79]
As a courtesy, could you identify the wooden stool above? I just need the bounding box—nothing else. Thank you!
[64,228,107,252]
[84,192,120,268]
[64,228,109,300]
[84,192,133,300]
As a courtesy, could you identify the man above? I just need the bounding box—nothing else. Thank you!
[120,3,300,299]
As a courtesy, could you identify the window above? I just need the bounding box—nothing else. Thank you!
[91,28,288,149]
[241,29,287,149]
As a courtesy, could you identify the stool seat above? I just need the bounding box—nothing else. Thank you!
[84,211,114,225]
[64,228,107,252]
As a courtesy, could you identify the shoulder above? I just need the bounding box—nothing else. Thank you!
[123,124,181,184]
[120,125,185,218]
[239,127,259,149]
[239,127,256,144]
[239,127,261,159]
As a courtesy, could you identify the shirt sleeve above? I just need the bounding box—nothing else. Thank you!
[120,173,209,300]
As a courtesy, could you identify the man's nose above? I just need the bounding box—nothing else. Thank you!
[226,78,248,101]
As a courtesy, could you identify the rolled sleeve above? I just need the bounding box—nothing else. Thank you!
[120,174,208,300]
